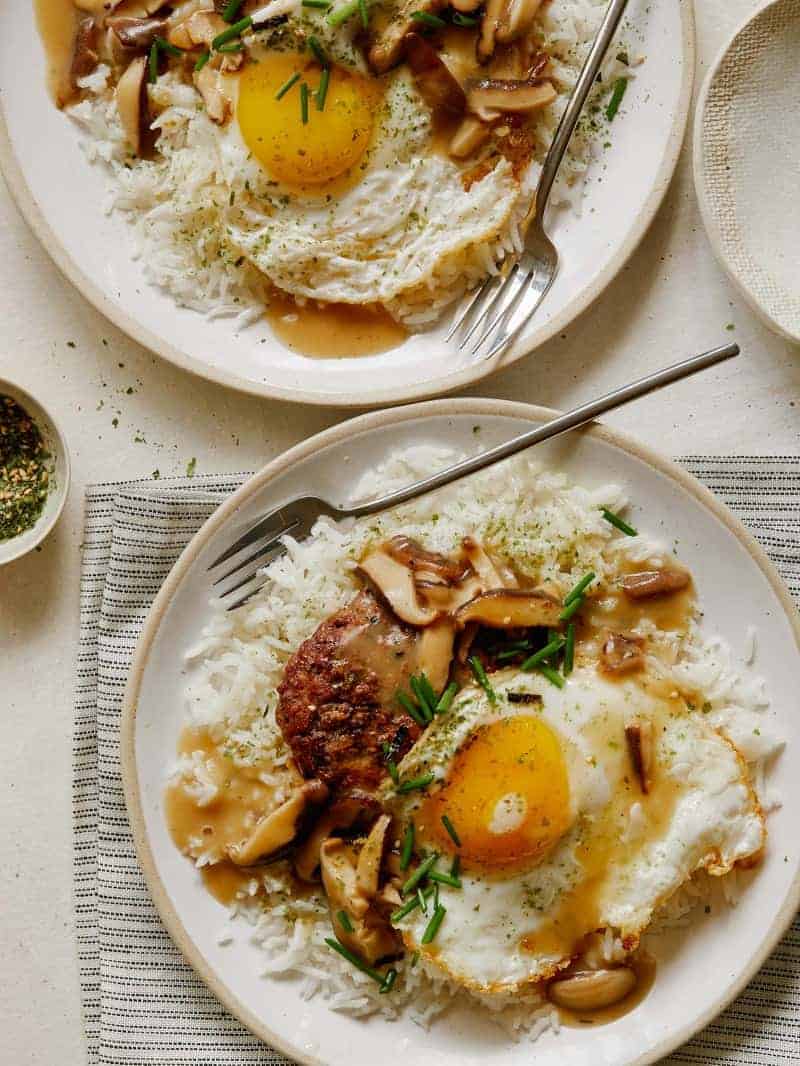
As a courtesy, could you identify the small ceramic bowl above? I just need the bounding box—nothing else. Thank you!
[0,377,70,565]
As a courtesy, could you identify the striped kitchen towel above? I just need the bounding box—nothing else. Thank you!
[73,458,800,1066]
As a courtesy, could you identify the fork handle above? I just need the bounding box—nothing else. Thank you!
[534,0,631,222]
[344,343,739,518]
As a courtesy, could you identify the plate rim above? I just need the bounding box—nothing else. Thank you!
[692,0,800,345]
[121,396,800,1066]
[1,2,695,407]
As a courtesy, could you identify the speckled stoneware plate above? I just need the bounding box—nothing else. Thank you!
[122,399,800,1066]
[694,0,800,344]
[0,3,693,406]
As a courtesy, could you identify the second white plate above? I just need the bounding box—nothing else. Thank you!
[1,1,693,405]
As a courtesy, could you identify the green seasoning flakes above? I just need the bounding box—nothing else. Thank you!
[0,395,52,541]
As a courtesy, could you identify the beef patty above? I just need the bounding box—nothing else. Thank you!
[277,590,423,794]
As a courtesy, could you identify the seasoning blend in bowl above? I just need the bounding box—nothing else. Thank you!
[0,380,70,565]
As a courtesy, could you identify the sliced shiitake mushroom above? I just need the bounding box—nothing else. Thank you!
[417,618,455,693]
[461,536,510,588]
[116,55,149,156]
[496,0,543,44]
[548,967,637,1011]
[359,549,439,626]
[386,534,467,582]
[477,0,506,63]
[454,588,561,630]
[293,792,378,881]
[355,814,392,900]
[107,14,167,52]
[621,568,690,600]
[625,718,654,794]
[225,779,328,866]
[448,115,493,158]
[404,33,467,116]
[466,75,556,118]
[71,16,100,85]
[321,839,400,963]
[194,63,235,123]
[601,632,645,675]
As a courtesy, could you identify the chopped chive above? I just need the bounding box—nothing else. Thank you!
[300,81,309,123]
[308,34,327,66]
[421,903,446,944]
[411,950,420,967]
[275,70,301,99]
[411,9,446,26]
[563,622,575,676]
[521,636,565,670]
[433,880,440,910]
[468,656,496,704]
[605,76,628,121]
[564,572,596,606]
[212,15,252,49]
[429,870,461,889]
[195,49,211,71]
[327,0,359,25]
[325,937,384,983]
[402,852,439,896]
[303,0,331,6]
[559,596,584,623]
[441,814,461,847]
[452,10,477,24]
[417,886,429,915]
[337,909,354,933]
[450,853,461,879]
[222,0,246,20]
[497,642,532,661]
[397,772,434,794]
[410,676,434,721]
[217,41,245,52]
[380,967,398,993]
[601,507,638,537]
[400,822,415,869]
[387,758,399,784]
[537,664,565,689]
[155,36,183,57]
[418,672,438,711]
[397,691,426,727]
[148,41,159,83]
[316,66,330,110]
[435,681,458,714]
[390,885,434,923]
[358,0,369,26]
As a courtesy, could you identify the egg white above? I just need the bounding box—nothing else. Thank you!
[388,667,765,993]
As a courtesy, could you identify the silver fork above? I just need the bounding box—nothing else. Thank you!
[209,342,739,610]
[447,0,630,361]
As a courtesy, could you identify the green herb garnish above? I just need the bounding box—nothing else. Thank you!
[429,870,461,889]
[337,909,354,933]
[316,66,330,109]
[417,886,429,914]
[441,814,461,847]
[521,636,565,670]
[605,77,628,121]
[563,623,575,676]
[327,0,360,26]
[148,42,159,83]
[452,11,477,24]
[421,903,446,944]
[468,656,496,704]
[537,664,565,689]
[391,885,434,923]
[0,395,52,542]
[397,773,434,794]
[397,690,426,727]
[435,681,458,714]
[358,0,369,25]
[559,596,584,623]
[275,71,301,99]
[308,34,327,66]
[402,852,439,896]
[195,50,211,71]
[411,10,446,27]
[400,823,415,870]
[212,15,252,49]
[601,507,638,536]
[410,675,435,721]
[325,937,385,984]
[300,81,310,123]
[564,572,595,606]
[222,0,246,21]
[380,968,398,993]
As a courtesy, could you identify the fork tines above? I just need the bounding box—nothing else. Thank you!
[207,506,298,610]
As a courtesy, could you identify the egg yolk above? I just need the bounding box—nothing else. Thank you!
[237,52,377,187]
[424,716,571,869]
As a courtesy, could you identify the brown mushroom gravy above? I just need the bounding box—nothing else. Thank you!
[265,291,408,359]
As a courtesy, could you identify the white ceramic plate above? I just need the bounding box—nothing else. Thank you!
[123,399,800,1066]
[0,3,693,406]
[694,0,800,344]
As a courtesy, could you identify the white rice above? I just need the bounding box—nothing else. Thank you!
[66,0,636,328]
[174,446,783,1039]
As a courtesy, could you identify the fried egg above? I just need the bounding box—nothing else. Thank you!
[210,48,521,309]
[387,667,765,992]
